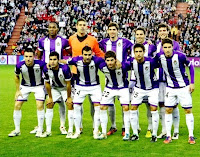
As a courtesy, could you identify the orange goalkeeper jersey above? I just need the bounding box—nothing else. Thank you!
[69,34,105,73]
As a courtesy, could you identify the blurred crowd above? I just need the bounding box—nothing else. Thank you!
[0,0,199,57]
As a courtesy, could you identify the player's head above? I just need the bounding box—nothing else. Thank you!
[49,51,59,68]
[162,38,173,57]
[82,46,92,63]
[135,27,146,44]
[48,21,59,38]
[76,18,87,36]
[108,22,119,40]
[105,50,116,69]
[133,43,145,63]
[24,47,35,66]
[158,23,170,40]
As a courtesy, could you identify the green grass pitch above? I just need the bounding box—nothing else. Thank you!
[0,65,200,157]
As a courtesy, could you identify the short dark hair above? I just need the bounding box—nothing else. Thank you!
[24,47,35,55]
[49,51,59,59]
[77,18,87,25]
[158,23,170,31]
[49,21,59,28]
[105,51,116,60]
[135,27,146,34]
[133,43,145,52]
[161,38,173,46]
[108,22,119,30]
[82,46,92,54]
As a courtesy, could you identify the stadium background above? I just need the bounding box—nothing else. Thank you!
[0,0,200,156]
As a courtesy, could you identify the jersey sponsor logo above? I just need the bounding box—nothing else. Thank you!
[57,42,60,46]
[174,60,177,65]
[59,74,63,78]
[118,42,121,47]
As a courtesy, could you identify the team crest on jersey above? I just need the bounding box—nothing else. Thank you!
[57,42,60,46]
[36,69,40,73]
[118,43,121,47]
[117,72,121,75]
[145,67,149,71]
[174,60,177,65]
[90,66,94,69]
[59,74,63,78]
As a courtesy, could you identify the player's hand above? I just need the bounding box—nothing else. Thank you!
[147,40,152,45]
[59,59,67,64]
[15,91,23,100]
[46,97,54,108]
[47,63,51,69]
[189,84,195,93]
[67,97,73,105]
[115,59,122,69]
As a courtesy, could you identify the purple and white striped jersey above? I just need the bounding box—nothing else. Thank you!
[99,37,133,62]
[156,51,194,88]
[99,62,131,89]
[129,57,159,90]
[156,40,181,82]
[130,41,156,81]
[67,56,104,86]
[38,36,69,63]
[43,64,71,88]
[15,60,46,86]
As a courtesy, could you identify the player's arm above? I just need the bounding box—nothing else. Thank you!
[37,49,43,60]
[15,74,22,100]
[65,80,73,106]
[93,38,105,58]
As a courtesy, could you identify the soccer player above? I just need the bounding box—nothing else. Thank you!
[156,23,181,139]
[98,51,131,140]
[41,52,73,138]
[64,46,104,139]
[31,21,70,135]
[8,47,46,137]
[129,44,159,142]
[130,27,157,138]
[156,38,195,144]
[99,22,133,136]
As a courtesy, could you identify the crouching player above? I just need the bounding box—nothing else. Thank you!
[8,47,46,137]
[156,38,195,144]
[97,51,130,140]
[129,44,159,142]
[41,52,73,138]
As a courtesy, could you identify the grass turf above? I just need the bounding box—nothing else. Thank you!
[0,65,200,157]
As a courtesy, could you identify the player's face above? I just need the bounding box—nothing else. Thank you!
[48,23,58,37]
[162,43,173,57]
[76,21,87,35]
[107,26,118,39]
[135,30,145,44]
[105,57,116,69]
[158,27,169,39]
[134,47,145,62]
[24,52,34,66]
[82,50,92,63]
[49,56,59,68]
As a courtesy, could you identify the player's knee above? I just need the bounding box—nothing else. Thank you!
[46,103,54,109]
[122,105,129,111]
[165,107,173,114]
[36,101,44,110]
[100,105,108,110]
[94,103,100,107]
[150,106,157,111]
[159,102,165,107]
[184,108,192,114]
[14,102,23,110]
[67,103,73,110]
[131,105,138,110]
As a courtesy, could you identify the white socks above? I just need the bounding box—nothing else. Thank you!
[37,110,45,132]
[93,106,100,133]
[73,104,81,134]
[172,107,180,133]
[108,105,116,128]
[151,110,159,136]
[58,100,66,128]
[165,113,172,137]
[146,105,152,131]
[186,113,194,137]
[13,110,22,132]
[68,110,74,133]
[45,108,53,133]
[123,111,130,135]
[100,110,108,134]
[130,110,138,135]
[160,107,166,133]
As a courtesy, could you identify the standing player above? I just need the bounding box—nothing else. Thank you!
[31,21,70,135]
[99,22,133,136]
[129,44,159,142]
[65,46,104,139]
[8,47,46,137]
[130,27,157,138]
[98,51,131,140]
[156,23,181,139]
[41,52,73,138]
[156,38,195,144]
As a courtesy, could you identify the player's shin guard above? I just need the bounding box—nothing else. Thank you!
[73,104,81,134]
[146,104,152,131]
[130,110,138,135]
[94,106,100,133]
[58,99,66,128]
[123,110,130,135]
[80,105,84,129]
[151,110,159,136]
[89,96,94,128]
[137,109,140,129]
[186,113,194,137]
[165,113,173,137]
[68,110,74,133]
[37,110,45,132]
[45,109,53,133]
[160,107,166,133]
[172,107,180,133]
[100,110,108,134]
[13,110,22,132]
[108,105,116,128]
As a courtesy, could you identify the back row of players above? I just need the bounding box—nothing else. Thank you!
[8,18,195,144]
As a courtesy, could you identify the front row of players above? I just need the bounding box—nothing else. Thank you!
[8,38,195,144]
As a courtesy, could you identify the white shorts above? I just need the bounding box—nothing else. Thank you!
[51,87,68,103]
[73,85,102,104]
[159,82,166,103]
[17,85,45,101]
[165,86,192,109]
[131,87,159,106]
[100,87,130,106]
